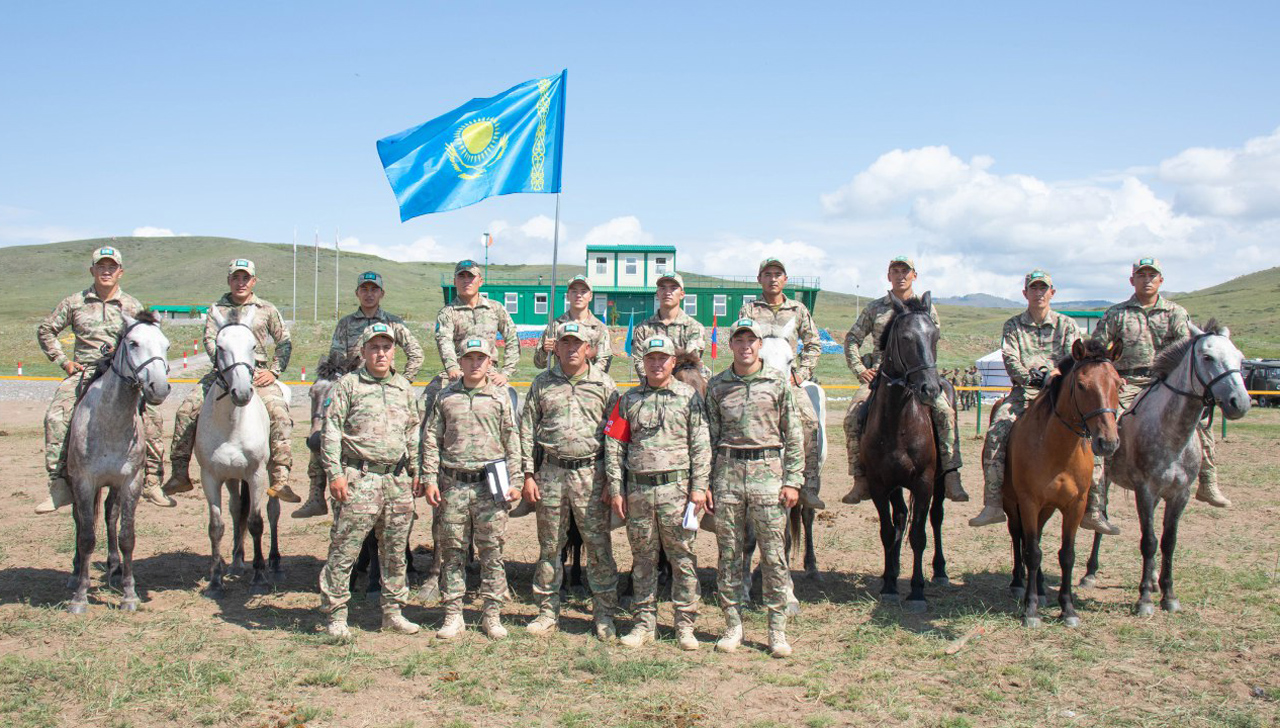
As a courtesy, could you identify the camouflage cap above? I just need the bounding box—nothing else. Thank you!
[1024,269,1053,288]
[454,259,482,276]
[758,257,787,274]
[358,322,396,347]
[356,270,384,290]
[889,255,916,272]
[567,273,593,291]
[228,258,256,276]
[641,336,676,356]
[728,317,764,339]
[656,272,684,289]
[1132,257,1162,275]
[555,321,587,340]
[92,246,122,265]
[459,337,495,358]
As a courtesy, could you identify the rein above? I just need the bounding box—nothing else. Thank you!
[110,320,169,392]
[877,310,937,401]
[213,322,258,401]
[1047,358,1117,440]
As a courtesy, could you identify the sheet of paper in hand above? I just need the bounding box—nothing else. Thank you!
[485,460,512,503]
[682,502,700,531]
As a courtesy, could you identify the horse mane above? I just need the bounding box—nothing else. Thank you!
[1046,339,1110,400]
[876,296,932,353]
[1150,318,1225,379]
[317,350,360,380]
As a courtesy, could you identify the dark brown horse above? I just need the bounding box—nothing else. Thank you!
[860,293,950,611]
[1005,339,1122,627]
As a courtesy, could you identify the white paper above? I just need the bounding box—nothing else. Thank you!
[682,502,700,531]
[484,459,511,502]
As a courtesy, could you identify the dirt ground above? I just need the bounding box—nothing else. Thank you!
[0,391,1277,728]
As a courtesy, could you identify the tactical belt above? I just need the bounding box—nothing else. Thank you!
[627,469,690,487]
[545,452,600,470]
[1117,367,1151,377]
[724,447,781,461]
[341,457,400,475]
[441,465,486,484]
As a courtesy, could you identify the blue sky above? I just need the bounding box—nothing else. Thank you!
[3,2,1279,301]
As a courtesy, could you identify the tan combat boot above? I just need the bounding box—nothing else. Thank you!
[677,625,699,651]
[35,477,74,514]
[481,606,508,640]
[768,630,792,658]
[327,608,353,642]
[141,480,176,508]
[1080,509,1120,536]
[619,623,653,648]
[382,610,421,635]
[267,481,302,503]
[969,505,1006,528]
[841,468,871,505]
[292,481,329,519]
[436,612,465,640]
[943,470,969,502]
[526,613,558,635]
[594,614,617,642]
[1195,479,1231,508]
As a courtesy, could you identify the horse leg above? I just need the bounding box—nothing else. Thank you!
[802,506,820,581]
[1019,505,1044,628]
[1134,487,1159,617]
[782,507,800,616]
[418,505,443,603]
[1059,503,1084,628]
[740,519,758,605]
[1008,501,1026,601]
[367,531,383,595]
[227,481,247,577]
[247,474,271,594]
[905,487,930,612]
[204,474,227,599]
[404,510,417,576]
[68,487,98,614]
[118,483,140,611]
[1079,532,1104,588]
[1159,496,1188,613]
[104,488,122,588]
[267,495,283,577]
[930,476,949,585]
[875,493,900,603]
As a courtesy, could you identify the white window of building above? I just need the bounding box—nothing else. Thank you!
[505,292,519,314]
[742,294,757,307]
[594,294,608,316]
[713,294,727,317]
[625,256,638,275]
[480,291,490,299]
[595,256,608,274]
[683,294,697,316]
[534,293,548,315]
[655,256,669,275]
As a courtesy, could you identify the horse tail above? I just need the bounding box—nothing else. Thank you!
[788,504,803,564]
[238,480,249,522]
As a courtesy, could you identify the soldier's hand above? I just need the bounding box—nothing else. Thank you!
[63,361,85,376]
[610,494,627,520]
[490,371,509,387]
[506,486,522,502]
[447,368,463,380]
[704,488,715,512]
[689,489,708,512]
[859,369,876,384]
[541,337,555,352]
[425,483,441,506]
[329,476,349,503]
[412,478,424,498]
[253,369,277,387]
[522,475,540,503]
[780,486,800,509]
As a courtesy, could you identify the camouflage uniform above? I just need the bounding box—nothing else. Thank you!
[604,378,711,633]
[38,288,165,488]
[317,366,419,617]
[170,293,293,488]
[980,311,1082,507]
[420,297,519,414]
[842,294,961,476]
[420,378,522,616]
[520,361,620,622]
[533,311,613,372]
[630,310,706,378]
[705,363,803,632]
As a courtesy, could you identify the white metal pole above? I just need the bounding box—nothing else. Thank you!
[313,228,319,322]
[292,227,297,323]
[334,227,340,320]
[549,194,560,327]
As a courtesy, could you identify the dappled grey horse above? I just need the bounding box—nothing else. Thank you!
[1088,321,1249,616]
[65,311,171,613]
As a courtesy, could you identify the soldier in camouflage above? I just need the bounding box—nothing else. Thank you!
[630,273,707,379]
[296,270,425,519]
[534,274,613,372]
[606,336,711,651]
[1088,258,1229,533]
[318,324,421,640]
[841,256,967,504]
[705,318,803,658]
[36,245,171,513]
[520,321,621,640]
[970,270,1083,527]
[162,259,301,503]
[421,337,522,641]
[739,257,826,510]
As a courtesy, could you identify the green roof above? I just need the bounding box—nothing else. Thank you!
[584,244,677,253]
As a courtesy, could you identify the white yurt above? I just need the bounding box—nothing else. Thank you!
[975,350,1011,401]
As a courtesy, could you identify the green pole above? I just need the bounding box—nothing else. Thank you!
[1221,411,1227,440]
[975,390,982,436]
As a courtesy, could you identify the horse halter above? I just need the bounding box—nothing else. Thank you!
[110,320,169,391]
[1049,357,1117,440]
[213,322,257,400]
[879,310,937,399]
[1153,333,1242,426]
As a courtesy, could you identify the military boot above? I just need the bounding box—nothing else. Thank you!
[482,606,508,640]
[1081,483,1120,535]
[619,622,654,648]
[968,505,1006,528]
[35,477,74,514]
[162,466,194,496]
[266,481,302,503]
[326,609,353,642]
[1195,479,1231,508]
[716,609,743,653]
[381,610,421,635]
[436,611,465,640]
[526,613,558,636]
[768,630,793,658]
[141,480,176,508]
[292,481,329,519]
[841,467,871,505]
[943,470,969,502]
[593,614,617,642]
[800,479,826,510]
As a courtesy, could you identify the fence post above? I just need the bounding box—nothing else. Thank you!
[975,391,982,436]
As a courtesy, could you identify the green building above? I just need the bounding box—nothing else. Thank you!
[439,244,821,327]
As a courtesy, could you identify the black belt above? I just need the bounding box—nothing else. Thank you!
[342,457,400,475]
[1118,367,1151,377]
[441,465,486,483]
[724,447,781,461]
[628,469,689,487]
[545,452,600,470]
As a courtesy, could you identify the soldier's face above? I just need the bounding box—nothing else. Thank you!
[758,266,786,295]
[228,271,256,299]
[363,338,395,377]
[460,351,490,383]
[887,264,915,294]
[356,282,384,309]
[730,331,762,367]
[656,281,683,308]
[643,352,675,386]
[455,271,480,297]
[90,259,122,287]
[556,336,588,370]
[1024,282,1053,306]
[566,282,592,311]
[1130,269,1162,296]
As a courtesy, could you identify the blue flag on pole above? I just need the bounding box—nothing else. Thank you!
[377,71,567,221]
[624,310,636,356]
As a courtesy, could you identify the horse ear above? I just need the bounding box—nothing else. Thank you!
[122,311,136,327]
[1108,339,1124,362]
[208,306,226,329]
[891,296,908,314]
[240,305,257,328]
[780,318,797,340]
[1188,322,1204,337]
[1219,326,1231,339]
[1072,338,1086,360]
[920,291,932,309]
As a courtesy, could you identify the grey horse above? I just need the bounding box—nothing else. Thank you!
[1097,320,1249,616]
[65,311,171,613]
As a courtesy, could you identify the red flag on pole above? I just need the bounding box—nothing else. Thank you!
[710,315,718,359]
[604,398,631,442]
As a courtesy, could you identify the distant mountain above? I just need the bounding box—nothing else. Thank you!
[935,293,1020,308]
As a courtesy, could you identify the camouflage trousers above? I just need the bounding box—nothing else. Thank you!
[531,459,618,618]
[625,479,699,631]
[844,384,961,476]
[793,385,823,497]
[713,457,790,631]
[439,474,510,612]
[171,371,294,487]
[980,396,1027,507]
[44,368,164,486]
[318,468,414,614]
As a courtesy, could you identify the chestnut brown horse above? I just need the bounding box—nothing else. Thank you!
[1005,338,1122,628]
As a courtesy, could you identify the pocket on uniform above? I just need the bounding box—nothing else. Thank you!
[391,500,415,515]
[346,501,380,515]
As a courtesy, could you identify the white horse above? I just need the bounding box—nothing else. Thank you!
[66,311,171,613]
[197,306,282,598]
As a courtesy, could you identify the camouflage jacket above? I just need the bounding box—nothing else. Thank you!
[1001,310,1082,404]
[320,367,420,481]
[604,378,711,497]
[739,296,822,382]
[419,378,521,477]
[843,293,940,377]
[704,364,804,490]
[630,309,705,376]
[202,293,291,376]
[519,362,618,474]
[1092,294,1191,384]
[329,308,425,381]
[37,287,145,368]
[434,297,519,377]
[533,311,613,371]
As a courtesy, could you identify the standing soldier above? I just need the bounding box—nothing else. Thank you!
[162,259,300,503]
[841,256,967,504]
[705,318,803,658]
[520,322,621,640]
[317,324,421,639]
[606,336,711,650]
[739,258,826,510]
[534,274,613,373]
[36,245,171,512]
[1088,258,1229,533]
[967,366,981,409]
[421,338,522,640]
[970,270,1082,527]
[295,270,425,519]
[630,273,706,379]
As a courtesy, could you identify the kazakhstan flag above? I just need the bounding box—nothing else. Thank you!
[377,71,566,221]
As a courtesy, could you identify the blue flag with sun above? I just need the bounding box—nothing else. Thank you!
[377,71,566,221]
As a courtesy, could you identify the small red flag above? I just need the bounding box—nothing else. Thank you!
[604,398,631,442]
[710,315,718,359]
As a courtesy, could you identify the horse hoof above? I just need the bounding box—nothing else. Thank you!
[879,593,900,604]
[249,583,273,596]
[67,601,87,615]
[1135,602,1155,617]
[120,598,140,612]
[1038,595,1048,608]
[905,600,927,614]
[1063,616,1081,628]
[1078,575,1097,589]
[1161,599,1181,613]
[1010,587,1026,602]
[806,569,824,583]
[932,576,951,587]
[1023,616,1042,629]
[227,564,245,578]
[204,586,225,600]
[65,576,79,590]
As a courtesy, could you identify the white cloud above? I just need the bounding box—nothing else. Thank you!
[339,235,464,263]
[1159,126,1280,219]
[0,205,94,248]
[132,226,177,237]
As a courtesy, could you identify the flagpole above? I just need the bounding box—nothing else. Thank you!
[313,228,319,322]
[548,193,560,326]
[334,227,340,320]
[291,227,297,323]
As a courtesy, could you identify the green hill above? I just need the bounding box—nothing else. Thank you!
[1168,266,1280,359]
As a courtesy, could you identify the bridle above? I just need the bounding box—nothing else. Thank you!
[213,322,257,401]
[1133,333,1242,428]
[1048,357,1118,440]
[879,310,938,401]
[110,319,169,391]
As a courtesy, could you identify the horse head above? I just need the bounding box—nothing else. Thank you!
[211,305,258,407]
[307,351,357,451]
[1060,338,1124,456]
[758,319,797,375]
[881,292,941,401]
[118,310,171,405]
[1188,320,1250,420]
[672,352,707,397]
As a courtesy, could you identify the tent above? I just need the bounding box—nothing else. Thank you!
[975,350,1011,401]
